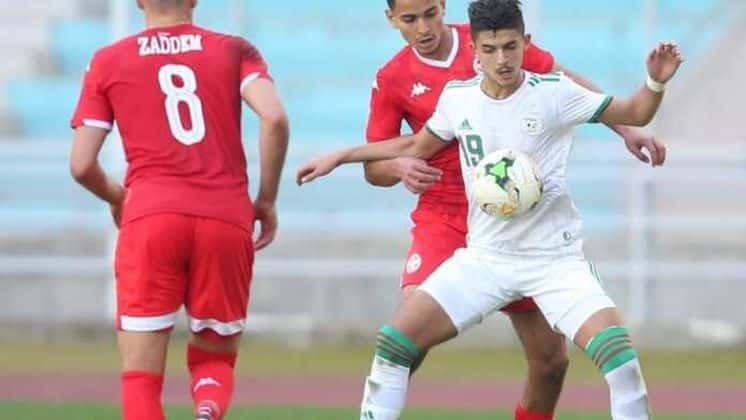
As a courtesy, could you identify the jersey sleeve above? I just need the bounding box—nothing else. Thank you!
[365,70,404,142]
[424,89,455,143]
[557,74,613,127]
[522,42,555,74]
[238,37,272,92]
[70,52,114,130]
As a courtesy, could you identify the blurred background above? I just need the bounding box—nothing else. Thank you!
[0,0,745,418]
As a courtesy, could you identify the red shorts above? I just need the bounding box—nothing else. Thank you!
[114,213,254,335]
[402,208,538,313]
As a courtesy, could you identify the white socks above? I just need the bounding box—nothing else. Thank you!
[360,355,410,420]
[605,358,651,419]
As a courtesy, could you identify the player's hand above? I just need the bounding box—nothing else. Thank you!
[622,127,667,167]
[397,157,442,194]
[110,202,122,229]
[296,152,342,185]
[647,42,684,84]
[253,199,277,251]
[108,184,125,229]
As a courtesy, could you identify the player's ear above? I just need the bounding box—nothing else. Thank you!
[385,8,396,28]
[523,33,532,49]
[189,0,197,9]
[136,0,144,11]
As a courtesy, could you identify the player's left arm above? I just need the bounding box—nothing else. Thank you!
[598,43,683,126]
[242,78,289,250]
[70,126,125,226]
[554,63,667,166]
[239,37,289,250]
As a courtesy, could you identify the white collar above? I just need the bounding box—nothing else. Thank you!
[412,26,459,68]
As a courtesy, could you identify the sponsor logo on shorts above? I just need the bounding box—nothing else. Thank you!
[406,253,422,274]
[563,231,572,241]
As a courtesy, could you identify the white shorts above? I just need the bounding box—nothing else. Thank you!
[418,247,615,341]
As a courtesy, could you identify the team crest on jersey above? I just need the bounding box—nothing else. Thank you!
[410,82,431,97]
[473,57,483,74]
[406,253,422,274]
[522,116,544,136]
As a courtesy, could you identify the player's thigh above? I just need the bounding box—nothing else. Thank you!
[186,218,254,337]
[530,258,616,342]
[418,249,515,336]
[509,310,567,362]
[401,214,466,290]
[114,213,192,332]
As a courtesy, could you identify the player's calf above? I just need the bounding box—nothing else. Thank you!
[584,325,650,419]
[188,331,241,420]
[360,324,421,420]
[118,330,171,420]
[121,370,166,420]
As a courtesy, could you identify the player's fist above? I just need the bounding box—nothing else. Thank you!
[253,199,277,251]
[397,157,443,194]
[296,152,343,185]
[647,42,684,84]
[110,202,122,229]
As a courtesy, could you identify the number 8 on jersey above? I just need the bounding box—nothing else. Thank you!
[158,64,206,145]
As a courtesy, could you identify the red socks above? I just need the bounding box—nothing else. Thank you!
[187,343,237,419]
[515,404,554,420]
[121,371,165,420]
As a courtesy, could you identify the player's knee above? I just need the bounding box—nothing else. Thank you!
[528,349,569,387]
[119,330,171,373]
[525,335,569,386]
[189,329,241,354]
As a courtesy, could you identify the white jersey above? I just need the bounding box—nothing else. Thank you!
[426,71,612,257]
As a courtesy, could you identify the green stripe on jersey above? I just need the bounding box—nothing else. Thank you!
[445,76,480,90]
[589,95,613,123]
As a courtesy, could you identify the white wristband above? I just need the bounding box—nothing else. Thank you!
[646,75,666,93]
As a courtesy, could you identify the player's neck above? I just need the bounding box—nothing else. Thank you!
[419,25,454,61]
[481,71,525,100]
[145,13,193,30]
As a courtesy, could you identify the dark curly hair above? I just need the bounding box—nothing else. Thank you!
[468,0,525,37]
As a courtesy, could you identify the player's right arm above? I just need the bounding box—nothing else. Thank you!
[297,127,446,185]
[363,71,441,193]
[298,86,457,185]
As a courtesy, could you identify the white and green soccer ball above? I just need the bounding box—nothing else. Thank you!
[473,149,543,219]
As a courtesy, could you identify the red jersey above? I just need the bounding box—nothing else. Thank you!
[71,24,271,231]
[366,24,554,225]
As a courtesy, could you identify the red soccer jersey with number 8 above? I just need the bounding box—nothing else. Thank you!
[71,23,271,231]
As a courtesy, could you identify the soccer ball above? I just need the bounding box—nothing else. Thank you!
[473,149,543,219]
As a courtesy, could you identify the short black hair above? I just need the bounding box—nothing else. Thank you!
[387,0,395,8]
[468,0,525,37]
